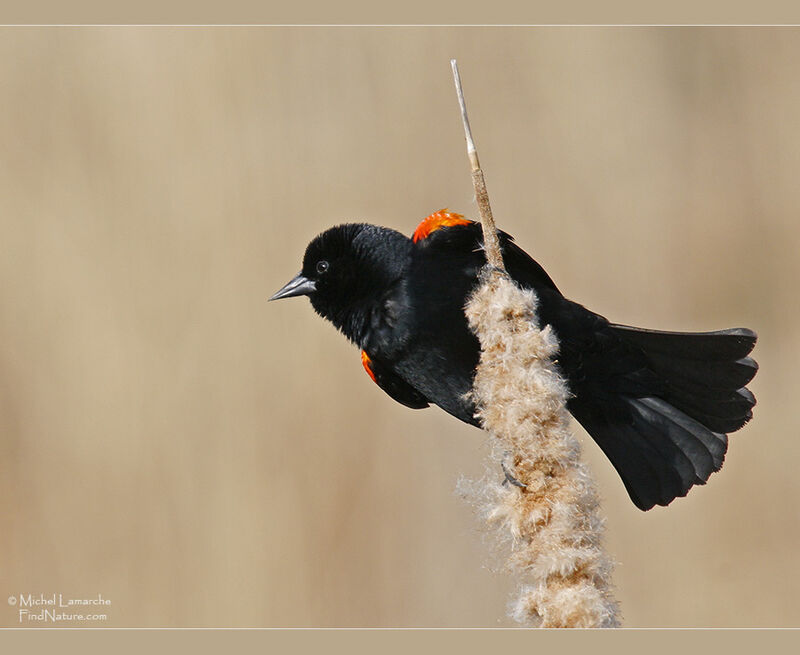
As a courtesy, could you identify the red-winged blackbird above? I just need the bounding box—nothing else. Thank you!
[271,210,757,511]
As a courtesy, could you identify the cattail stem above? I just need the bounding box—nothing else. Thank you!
[450,59,620,628]
[450,59,504,271]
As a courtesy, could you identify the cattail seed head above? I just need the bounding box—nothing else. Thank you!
[464,268,620,628]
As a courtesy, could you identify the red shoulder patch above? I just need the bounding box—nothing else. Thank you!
[361,350,377,384]
[412,209,472,243]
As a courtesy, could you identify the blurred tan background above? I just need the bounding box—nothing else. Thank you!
[0,27,797,627]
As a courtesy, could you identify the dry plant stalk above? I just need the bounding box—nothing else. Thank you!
[451,59,620,628]
[450,60,503,269]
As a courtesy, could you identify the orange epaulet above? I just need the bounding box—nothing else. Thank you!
[360,350,377,384]
[412,209,472,243]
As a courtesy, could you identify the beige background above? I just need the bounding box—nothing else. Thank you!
[0,27,797,628]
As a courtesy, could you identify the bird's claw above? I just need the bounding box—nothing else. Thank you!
[501,453,527,489]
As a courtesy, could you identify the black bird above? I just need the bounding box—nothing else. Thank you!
[271,210,757,511]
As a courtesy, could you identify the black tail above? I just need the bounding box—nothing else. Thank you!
[569,326,757,511]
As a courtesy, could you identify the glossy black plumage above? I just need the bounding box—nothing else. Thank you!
[271,219,757,511]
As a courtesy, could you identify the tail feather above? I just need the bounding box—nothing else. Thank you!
[570,402,694,510]
[571,324,756,511]
[630,397,727,479]
[662,387,754,434]
[609,325,757,360]
[611,325,757,430]
[644,352,758,390]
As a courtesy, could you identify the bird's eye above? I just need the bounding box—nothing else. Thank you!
[316,260,330,274]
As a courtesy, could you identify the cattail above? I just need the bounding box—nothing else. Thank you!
[451,60,620,627]
[464,269,619,628]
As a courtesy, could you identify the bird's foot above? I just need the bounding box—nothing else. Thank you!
[500,452,527,489]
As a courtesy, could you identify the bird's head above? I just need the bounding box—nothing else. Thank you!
[270,223,412,345]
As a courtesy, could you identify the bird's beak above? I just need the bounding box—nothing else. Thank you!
[269,272,317,301]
